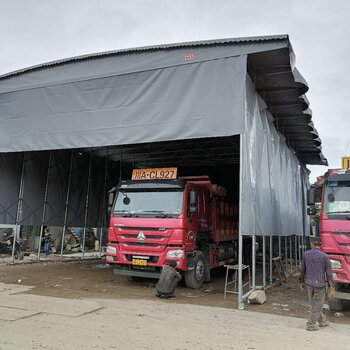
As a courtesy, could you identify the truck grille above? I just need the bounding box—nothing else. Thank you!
[123,242,164,247]
[115,227,173,250]
[115,226,168,231]
[333,230,350,255]
[120,234,165,240]
[124,254,159,263]
[334,230,350,236]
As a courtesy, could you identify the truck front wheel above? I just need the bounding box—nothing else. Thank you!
[329,297,343,311]
[185,251,205,289]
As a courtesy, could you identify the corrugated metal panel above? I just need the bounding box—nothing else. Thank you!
[0,34,288,80]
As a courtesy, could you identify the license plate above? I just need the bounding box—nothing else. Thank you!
[132,258,148,266]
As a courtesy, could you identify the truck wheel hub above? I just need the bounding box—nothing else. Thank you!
[195,260,205,280]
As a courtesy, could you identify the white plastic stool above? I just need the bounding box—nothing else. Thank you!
[224,264,251,299]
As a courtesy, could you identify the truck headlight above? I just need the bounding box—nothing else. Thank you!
[166,249,184,259]
[107,245,117,255]
[330,259,342,269]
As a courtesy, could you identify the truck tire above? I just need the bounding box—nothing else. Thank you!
[201,244,210,282]
[329,297,343,311]
[185,251,205,289]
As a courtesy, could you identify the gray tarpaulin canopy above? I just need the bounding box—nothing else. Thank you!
[0,34,326,165]
[0,34,327,232]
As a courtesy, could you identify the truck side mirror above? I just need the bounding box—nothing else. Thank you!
[107,190,116,214]
[307,188,315,206]
[189,190,198,214]
[307,206,316,216]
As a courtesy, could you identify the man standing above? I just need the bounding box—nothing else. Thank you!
[299,237,334,331]
[43,228,52,257]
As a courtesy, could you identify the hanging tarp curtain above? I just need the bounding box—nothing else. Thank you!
[0,150,115,227]
[241,77,310,236]
[0,153,23,223]
[0,56,246,153]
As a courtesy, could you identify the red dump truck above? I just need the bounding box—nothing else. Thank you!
[308,165,350,310]
[106,168,238,288]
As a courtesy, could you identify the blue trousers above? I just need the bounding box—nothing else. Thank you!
[44,242,51,256]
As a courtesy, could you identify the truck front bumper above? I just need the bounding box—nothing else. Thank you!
[329,254,350,284]
[335,291,350,301]
[105,243,187,273]
[113,264,161,278]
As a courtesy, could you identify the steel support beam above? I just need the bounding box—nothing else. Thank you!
[60,151,74,258]
[263,236,266,288]
[11,152,26,263]
[252,235,256,290]
[285,236,288,272]
[37,151,52,261]
[269,236,273,285]
[82,151,93,259]
[238,135,244,310]
[289,236,292,272]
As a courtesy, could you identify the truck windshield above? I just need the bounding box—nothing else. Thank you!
[324,181,350,216]
[113,189,183,217]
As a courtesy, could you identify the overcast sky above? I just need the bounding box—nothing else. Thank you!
[0,0,349,181]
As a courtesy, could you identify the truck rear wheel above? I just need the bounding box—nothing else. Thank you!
[185,251,205,289]
[329,297,343,311]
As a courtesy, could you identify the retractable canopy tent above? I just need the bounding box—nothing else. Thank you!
[0,35,326,233]
[0,35,327,306]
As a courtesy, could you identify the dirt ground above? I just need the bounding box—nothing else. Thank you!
[0,259,349,324]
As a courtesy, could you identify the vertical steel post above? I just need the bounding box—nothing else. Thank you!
[300,235,303,254]
[238,136,244,309]
[298,236,301,268]
[37,151,52,261]
[99,228,103,257]
[269,236,273,285]
[278,236,281,258]
[295,234,298,270]
[82,151,93,259]
[262,236,266,288]
[100,148,109,257]
[289,236,293,272]
[60,151,74,258]
[12,152,26,263]
[301,235,303,259]
[285,236,288,272]
[301,236,305,263]
[300,166,307,256]
[252,235,256,290]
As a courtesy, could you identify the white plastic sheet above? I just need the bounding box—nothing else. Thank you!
[241,77,309,236]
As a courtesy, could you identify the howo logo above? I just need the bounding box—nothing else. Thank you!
[137,231,146,243]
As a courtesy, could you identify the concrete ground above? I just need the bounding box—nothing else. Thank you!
[0,282,349,350]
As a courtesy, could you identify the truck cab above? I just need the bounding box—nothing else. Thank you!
[308,168,350,310]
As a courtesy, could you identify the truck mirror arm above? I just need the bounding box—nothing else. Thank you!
[307,188,315,206]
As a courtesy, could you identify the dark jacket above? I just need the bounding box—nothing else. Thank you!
[299,248,334,288]
[43,233,52,244]
[156,265,182,294]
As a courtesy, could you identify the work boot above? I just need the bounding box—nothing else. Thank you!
[319,321,330,327]
[306,324,319,331]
